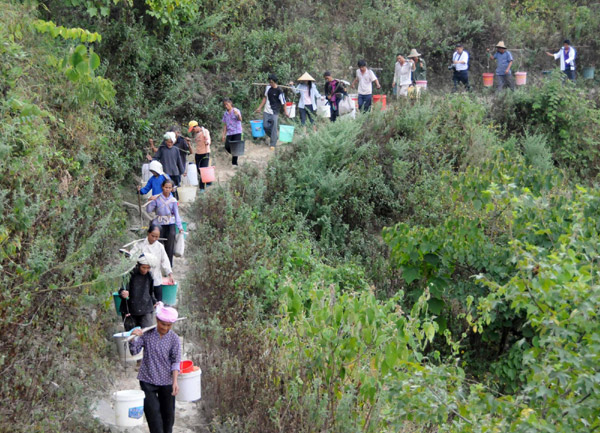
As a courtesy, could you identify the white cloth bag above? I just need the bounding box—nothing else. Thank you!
[174,233,185,257]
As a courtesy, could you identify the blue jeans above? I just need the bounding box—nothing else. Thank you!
[563,69,575,81]
[358,94,372,112]
[263,112,279,147]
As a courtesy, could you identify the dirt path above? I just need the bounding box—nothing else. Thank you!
[92,138,274,432]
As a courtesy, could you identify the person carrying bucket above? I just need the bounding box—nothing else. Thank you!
[221,98,243,167]
[188,120,212,190]
[129,306,181,433]
[152,132,186,200]
[138,161,172,197]
[119,253,159,331]
[150,126,191,171]
[487,41,514,91]
[254,74,287,150]
[128,224,175,303]
[392,54,413,98]
[323,71,345,122]
[146,178,183,267]
[351,59,381,112]
[546,40,576,81]
[289,72,321,129]
[408,49,426,85]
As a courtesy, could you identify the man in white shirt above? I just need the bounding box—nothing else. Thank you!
[351,59,381,112]
[546,39,576,81]
[452,43,471,92]
[392,54,413,98]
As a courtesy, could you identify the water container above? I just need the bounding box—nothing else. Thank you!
[175,221,188,239]
[279,125,295,143]
[228,140,245,156]
[177,186,197,203]
[285,102,296,118]
[177,367,202,402]
[416,80,427,89]
[583,66,595,80]
[515,72,527,85]
[317,104,330,118]
[180,360,193,374]
[186,163,198,186]
[162,279,178,306]
[482,73,494,87]
[372,94,387,110]
[113,332,144,363]
[200,166,216,183]
[141,163,151,183]
[250,120,265,138]
[112,292,122,316]
[113,390,145,427]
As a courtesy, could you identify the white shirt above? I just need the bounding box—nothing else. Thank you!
[553,47,576,71]
[453,51,469,71]
[394,61,413,86]
[130,238,172,286]
[356,68,377,95]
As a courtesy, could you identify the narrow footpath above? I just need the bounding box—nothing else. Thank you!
[92,138,275,432]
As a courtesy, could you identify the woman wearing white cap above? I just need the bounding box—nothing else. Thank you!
[289,72,321,128]
[130,305,181,433]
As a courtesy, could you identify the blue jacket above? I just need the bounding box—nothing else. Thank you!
[140,173,171,196]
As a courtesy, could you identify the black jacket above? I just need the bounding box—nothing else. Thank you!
[119,267,156,316]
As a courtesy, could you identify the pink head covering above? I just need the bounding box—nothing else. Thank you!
[156,306,178,323]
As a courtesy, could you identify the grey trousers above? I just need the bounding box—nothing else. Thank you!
[497,74,514,91]
[263,112,279,147]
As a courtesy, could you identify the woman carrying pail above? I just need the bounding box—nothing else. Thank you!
[129,225,175,303]
[119,253,158,331]
[129,306,181,433]
[221,98,243,167]
[146,179,183,267]
[290,72,321,128]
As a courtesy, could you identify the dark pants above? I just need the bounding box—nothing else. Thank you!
[154,284,162,303]
[358,94,372,112]
[453,70,471,91]
[225,133,241,165]
[563,69,576,81]
[299,105,315,125]
[160,224,176,266]
[496,74,514,91]
[122,313,153,331]
[195,153,211,189]
[140,381,175,433]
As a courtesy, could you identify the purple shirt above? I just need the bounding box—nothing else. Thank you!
[146,194,183,231]
[129,328,181,386]
[222,108,243,136]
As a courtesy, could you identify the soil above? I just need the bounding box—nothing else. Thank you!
[91,138,275,432]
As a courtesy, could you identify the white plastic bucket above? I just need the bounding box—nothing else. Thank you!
[317,105,330,118]
[416,80,427,89]
[186,163,198,186]
[177,368,202,402]
[177,186,197,203]
[285,102,296,118]
[113,332,143,363]
[114,389,145,427]
[141,163,151,183]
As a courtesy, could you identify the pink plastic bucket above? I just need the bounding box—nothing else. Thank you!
[200,166,215,183]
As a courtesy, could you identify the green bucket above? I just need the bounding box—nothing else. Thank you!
[279,125,295,143]
[162,281,178,306]
[582,66,595,80]
[112,292,122,316]
[175,221,188,239]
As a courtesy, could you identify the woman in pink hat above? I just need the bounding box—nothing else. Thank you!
[130,306,181,433]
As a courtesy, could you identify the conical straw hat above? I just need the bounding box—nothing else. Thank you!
[297,72,316,81]
[495,41,507,49]
[407,49,422,58]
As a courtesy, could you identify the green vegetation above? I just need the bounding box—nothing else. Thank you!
[2,0,600,430]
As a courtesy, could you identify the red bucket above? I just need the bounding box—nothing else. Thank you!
[200,166,215,183]
[180,360,193,374]
[482,73,494,87]
[373,94,387,110]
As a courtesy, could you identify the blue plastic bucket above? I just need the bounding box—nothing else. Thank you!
[250,120,265,138]
[162,281,178,306]
[175,221,188,239]
[583,66,595,80]
[113,292,122,316]
[279,125,295,143]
